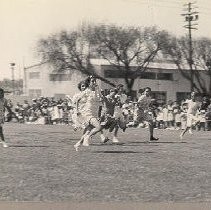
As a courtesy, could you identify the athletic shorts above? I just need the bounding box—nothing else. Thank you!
[0,113,5,125]
[72,112,95,129]
[79,114,95,127]
[0,118,4,125]
[134,108,153,123]
[186,114,199,127]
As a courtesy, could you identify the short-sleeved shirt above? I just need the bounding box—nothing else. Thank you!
[102,96,117,116]
[186,100,201,115]
[137,95,152,110]
[134,95,153,122]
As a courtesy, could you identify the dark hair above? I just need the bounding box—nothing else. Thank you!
[117,84,123,89]
[138,88,144,94]
[109,88,118,94]
[77,81,88,91]
[144,87,151,91]
[0,88,4,97]
[84,75,96,86]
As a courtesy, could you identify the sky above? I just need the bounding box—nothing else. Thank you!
[0,0,211,80]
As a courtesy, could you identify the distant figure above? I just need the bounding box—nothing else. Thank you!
[180,92,201,139]
[0,88,13,147]
[134,87,159,141]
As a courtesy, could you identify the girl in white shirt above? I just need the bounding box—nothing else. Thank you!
[180,92,201,139]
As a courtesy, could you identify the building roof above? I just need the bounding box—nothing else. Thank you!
[25,59,205,72]
[90,58,192,71]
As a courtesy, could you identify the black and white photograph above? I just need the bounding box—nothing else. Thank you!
[0,0,211,209]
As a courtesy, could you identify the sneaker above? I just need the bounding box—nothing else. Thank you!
[112,137,119,143]
[189,130,193,135]
[100,134,106,142]
[74,142,80,151]
[82,135,90,146]
[150,137,159,141]
[103,137,110,143]
[2,142,8,148]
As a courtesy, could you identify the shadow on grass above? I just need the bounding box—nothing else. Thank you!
[129,141,187,144]
[9,145,50,148]
[92,150,154,154]
[149,141,187,144]
[91,143,125,146]
[60,139,81,143]
[91,142,161,147]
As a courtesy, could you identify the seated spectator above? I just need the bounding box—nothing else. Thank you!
[205,106,211,131]
[156,107,164,129]
[197,110,206,131]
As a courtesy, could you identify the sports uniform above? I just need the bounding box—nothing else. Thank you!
[134,94,153,124]
[0,90,11,148]
[180,92,201,139]
[185,99,200,127]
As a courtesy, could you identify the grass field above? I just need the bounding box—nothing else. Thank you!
[0,123,211,202]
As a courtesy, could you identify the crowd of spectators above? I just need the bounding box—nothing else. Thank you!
[5,96,73,125]
[5,94,211,131]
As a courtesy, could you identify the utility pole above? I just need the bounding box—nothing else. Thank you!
[182,2,199,92]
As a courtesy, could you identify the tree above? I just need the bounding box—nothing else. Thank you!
[87,24,168,94]
[0,79,23,94]
[37,24,167,94]
[193,37,211,94]
[37,29,115,86]
[161,34,211,95]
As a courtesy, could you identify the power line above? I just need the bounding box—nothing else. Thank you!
[121,0,148,4]
[153,4,182,9]
[198,6,211,12]
[200,12,211,17]
[122,0,183,8]
[153,0,183,5]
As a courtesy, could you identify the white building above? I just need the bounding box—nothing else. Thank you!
[23,62,86,99]
[23,59,209,103]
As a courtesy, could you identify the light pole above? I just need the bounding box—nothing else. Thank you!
[10,63,15,94]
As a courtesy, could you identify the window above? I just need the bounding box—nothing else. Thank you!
[54,94,66,99]
[104,70,126,78]
[29,72,40,79]
[130,90,137,99]
[104,69,173,81]
[157,73,173,80]
[140,72,156,80]
[151,91,167,105]
[29,89,42,98]
[176,92,190,103]
[49,74,72,81]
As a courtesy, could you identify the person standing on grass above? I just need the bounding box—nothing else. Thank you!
[133,87,159,141]
[205,106,211,131]
[180,91,201,139]
[0,88,13,147]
